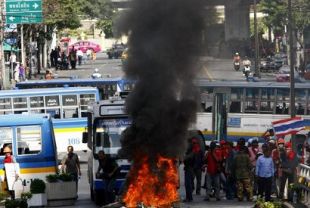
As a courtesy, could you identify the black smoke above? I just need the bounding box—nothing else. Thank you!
[119,0,205,160]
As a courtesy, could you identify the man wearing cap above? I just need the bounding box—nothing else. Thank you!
[278,141,298,201]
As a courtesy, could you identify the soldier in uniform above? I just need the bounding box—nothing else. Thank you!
[233,146,253,201]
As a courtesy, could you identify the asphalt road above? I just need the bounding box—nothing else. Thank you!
[51,52,275,82]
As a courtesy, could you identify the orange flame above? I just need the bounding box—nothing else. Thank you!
[123,155,179,207]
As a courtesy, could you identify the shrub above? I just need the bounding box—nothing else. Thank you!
[30,179,46,194]
[58,173,73,182]
[5,198,27,208]
[46,174,58,183]
[46,173,74,183]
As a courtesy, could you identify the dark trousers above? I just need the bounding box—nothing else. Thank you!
[103,179,116,205]
[70,61,76,69]
[279,171,294,201]
[258,176,272,202]
[193,168,202,194]
[184,169,194,201]
[226,175,236,200]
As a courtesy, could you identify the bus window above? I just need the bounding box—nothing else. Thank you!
[245,88,259,113]
[30,96,44,108]
[0,127,13,155]
[229,88,243,113]
[0,98,12,112]
[45,95,60,118]
[13,97,28,114]
[62,95,77,106]
[80,94,95,116]
[260,88,275,114]
[296,89,306,115]
[276,89,289,114]
[200,88,213,112]
[63,108,79,118]
[46,109,61,119]
[296,103,305,115]
[16,126,41,155]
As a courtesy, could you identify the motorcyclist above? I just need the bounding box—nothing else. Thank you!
[233,53,241,71]
[91,68,102,79]
[233,52,241,62]
[242,56,251,68]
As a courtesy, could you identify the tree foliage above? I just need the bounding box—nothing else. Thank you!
[43,0,82,30]
[258,0,287,37]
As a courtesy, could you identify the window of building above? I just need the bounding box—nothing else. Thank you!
[16,125,41,155]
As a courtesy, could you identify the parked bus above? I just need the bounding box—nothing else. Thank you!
[195,80,310,142]
[0,114,57,197]
[83,97,131,205]
[0,87,99,158]
[15,77,135,100]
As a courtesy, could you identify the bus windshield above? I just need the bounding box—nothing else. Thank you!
[93,117,131,156]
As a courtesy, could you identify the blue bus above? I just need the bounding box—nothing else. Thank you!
[0,87,100,159]
[0,114,57,197]
[15,77,135,99]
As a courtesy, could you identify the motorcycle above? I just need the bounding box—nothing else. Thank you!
[233,61,240,71]
[243,65,252,81]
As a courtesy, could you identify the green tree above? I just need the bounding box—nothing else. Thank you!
[43,0,82,30]
[259,0,287,39]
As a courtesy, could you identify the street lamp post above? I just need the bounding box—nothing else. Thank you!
[254,0,260,77]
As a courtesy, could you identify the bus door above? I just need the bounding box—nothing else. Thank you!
[212,88,230,141]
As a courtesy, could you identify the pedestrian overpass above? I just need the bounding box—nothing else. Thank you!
[111,0,252,43]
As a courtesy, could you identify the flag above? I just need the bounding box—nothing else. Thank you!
[272,117,305,137]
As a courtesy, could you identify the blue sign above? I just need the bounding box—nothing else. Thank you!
[5,38,17,46]
[227,117,241,128]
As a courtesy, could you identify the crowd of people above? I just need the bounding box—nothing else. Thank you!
[50,46,96,70]
[182,131,299,203]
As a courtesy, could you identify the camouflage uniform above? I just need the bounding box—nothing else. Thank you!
[233,150,253,201]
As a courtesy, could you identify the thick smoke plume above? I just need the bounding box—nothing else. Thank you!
[119,0,205,160]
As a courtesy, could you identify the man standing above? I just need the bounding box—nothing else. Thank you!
[96,150,119,205]
[233,146,253,201]
[69,47,77,69]
[61,146,81,195]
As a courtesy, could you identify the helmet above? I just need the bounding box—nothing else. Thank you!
[3,146,12,153]
[235,52,239,55]
[278,138,285,144]
[94,68,99,73]
[248,138,253,144]
[220,140,226,145]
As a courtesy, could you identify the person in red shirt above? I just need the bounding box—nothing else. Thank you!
[3,145,16,199]
[203,141,222,201]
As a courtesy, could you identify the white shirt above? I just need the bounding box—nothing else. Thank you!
[10,54,16,63]
[77,50,83,56]
[92,73,102,78]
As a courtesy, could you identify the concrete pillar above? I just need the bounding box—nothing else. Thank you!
[224,0,250,41]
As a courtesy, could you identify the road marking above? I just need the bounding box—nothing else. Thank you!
[203,66,213,81]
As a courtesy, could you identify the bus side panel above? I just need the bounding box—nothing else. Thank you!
[52,119,88,157]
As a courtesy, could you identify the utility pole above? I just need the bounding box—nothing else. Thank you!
[254,0,260,77]
[288,0,295,119]
[0,0,6,89]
